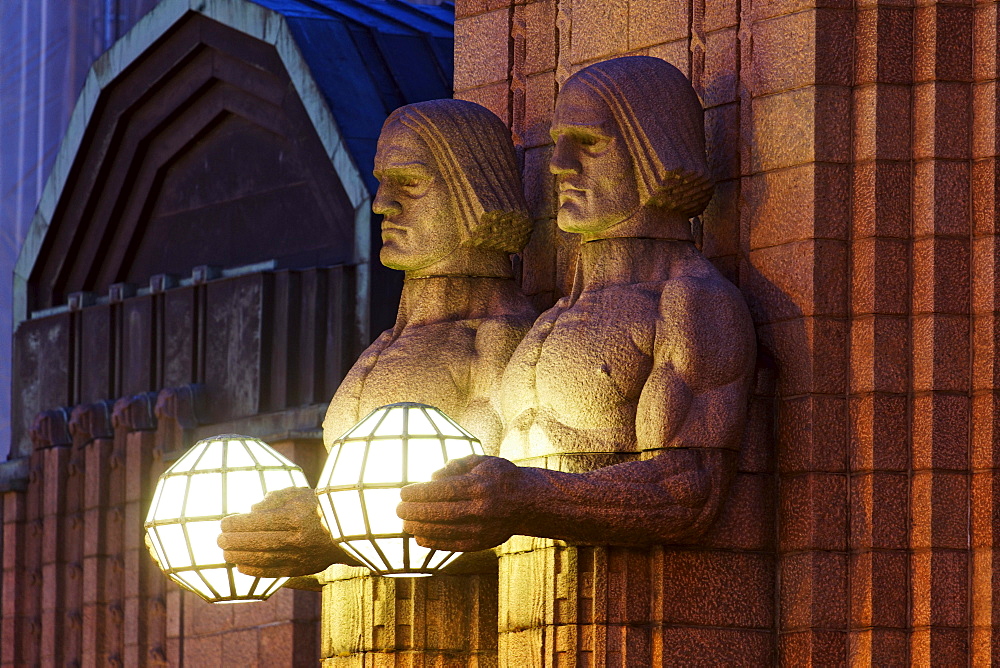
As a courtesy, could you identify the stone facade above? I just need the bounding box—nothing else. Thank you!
[454,0,1000,664]
[1,396,322,666]
[3,0,998,664]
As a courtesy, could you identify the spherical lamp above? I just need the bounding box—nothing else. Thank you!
[315,402,484,576]
[144,434,310,603]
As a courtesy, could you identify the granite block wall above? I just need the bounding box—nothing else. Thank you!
[453,0,1000,662]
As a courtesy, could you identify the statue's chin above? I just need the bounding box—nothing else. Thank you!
[379,247,420,271]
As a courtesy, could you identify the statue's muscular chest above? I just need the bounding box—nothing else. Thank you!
[356,322,479,416]
[506,286,658,426]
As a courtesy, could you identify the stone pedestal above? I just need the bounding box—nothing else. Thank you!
[321,565,498,667]
[498,539,774,667]
[496,421,776,668]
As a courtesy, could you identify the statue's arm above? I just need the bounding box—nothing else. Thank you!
[622,276,756,536]
[218,487,360,577]
[399,278,755,549]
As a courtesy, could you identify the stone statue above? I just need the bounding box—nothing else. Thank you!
[398,56,755,555]
[220,56,754,665]
[218,98,536,577]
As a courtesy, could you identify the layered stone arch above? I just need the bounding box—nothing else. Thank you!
[15,0,370,325]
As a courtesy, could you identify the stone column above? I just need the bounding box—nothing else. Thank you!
[32,409,73,667]
[970,1,1000,661]
[70,400,115,667]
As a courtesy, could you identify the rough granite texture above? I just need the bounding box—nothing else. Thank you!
[451,0,999,664]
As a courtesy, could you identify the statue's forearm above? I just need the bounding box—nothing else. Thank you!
[512,448,735,545]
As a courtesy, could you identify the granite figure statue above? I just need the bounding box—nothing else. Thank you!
[397,56,756,553]
[217,99,537,577]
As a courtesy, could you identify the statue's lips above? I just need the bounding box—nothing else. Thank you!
[381,221,407,239]
[557,183,587,204]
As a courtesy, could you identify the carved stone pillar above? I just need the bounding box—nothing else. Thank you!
[498,542,774,666]
[9,410,74,665]
[28,408,73,667]
[499,539,673,666]
[57,401,114,664]
[112,392,167,666]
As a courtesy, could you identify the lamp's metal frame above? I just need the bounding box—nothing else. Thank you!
[145,434,303,602]
[316,402,482,576]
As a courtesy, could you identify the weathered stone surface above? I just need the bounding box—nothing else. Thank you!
[7,0,999,664]
[454,10,512,91]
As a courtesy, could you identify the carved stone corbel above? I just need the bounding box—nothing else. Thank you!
[111,393,158,433]
[154,384,204,431]
[154,384,206,454]
[68,400,115,445]
[29,408,72,450]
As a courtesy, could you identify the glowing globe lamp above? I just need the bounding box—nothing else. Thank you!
[315,403,485,576]
[144,434,310,603]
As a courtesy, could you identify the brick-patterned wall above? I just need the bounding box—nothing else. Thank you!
[454,0,1000,664]
[847,1,1000,664]
[848,4,911,663]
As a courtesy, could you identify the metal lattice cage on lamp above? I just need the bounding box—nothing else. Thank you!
[144,434,310,603]
[315,402,484,576]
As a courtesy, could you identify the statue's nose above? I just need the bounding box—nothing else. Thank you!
[549,135,582,175]
[372,185,402,216]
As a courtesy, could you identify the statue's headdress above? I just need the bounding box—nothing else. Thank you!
[385,100,531,253]
[569,56,714,217]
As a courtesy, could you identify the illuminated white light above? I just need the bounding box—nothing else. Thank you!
[144,434,309,603]
[315,403,484,577]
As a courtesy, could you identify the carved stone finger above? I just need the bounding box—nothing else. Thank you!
[399,477,476,502]
[217,530,302,552]
[401,520,492,540]
[396,500,487,523]
[431,454,488,481]
[252,486,315,511]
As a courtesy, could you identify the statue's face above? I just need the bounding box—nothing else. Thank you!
[373,122,462,272]
[549,79,641,235]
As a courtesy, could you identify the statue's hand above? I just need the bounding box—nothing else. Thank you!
[397,454,524,552]
[217,486,351,577]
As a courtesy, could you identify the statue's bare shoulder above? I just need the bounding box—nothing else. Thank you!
[322,329,395,445]
[634,270,755,454]
[473,311,536,358]
[655,272,755,391]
